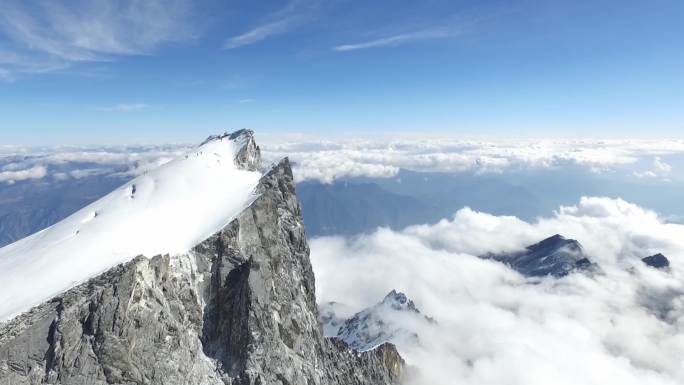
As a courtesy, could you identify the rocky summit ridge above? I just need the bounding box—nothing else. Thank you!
[0,130,404,385]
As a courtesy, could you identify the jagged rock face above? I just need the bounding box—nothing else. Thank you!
[642,253,670,269]
[484,234,599,277]
[0,133,403,384]
[229,129,261,171]
[324,291,435,352]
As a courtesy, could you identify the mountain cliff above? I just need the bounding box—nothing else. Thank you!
[0,130,404,385]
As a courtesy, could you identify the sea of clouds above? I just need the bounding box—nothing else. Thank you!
[0,144,188,184]
[311,196,684,385]
[261,137,684,183]
[2,137,684,184]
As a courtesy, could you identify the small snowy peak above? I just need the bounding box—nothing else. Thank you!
[484,234,599,278]
[0,131,263,322]
[382,290,420,313]
[330,291,435,352]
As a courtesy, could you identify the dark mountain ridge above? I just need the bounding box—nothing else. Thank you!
[484,234,599,277]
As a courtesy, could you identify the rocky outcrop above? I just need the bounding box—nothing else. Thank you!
[0,131,403,385]
[642,253,670,269]
[483,234,599,278]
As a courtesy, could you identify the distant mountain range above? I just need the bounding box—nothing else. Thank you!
[300,168,684,237]
[0,168,547,244]
[3,158,684,245]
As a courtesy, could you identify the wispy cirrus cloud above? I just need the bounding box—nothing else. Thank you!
[0,0,198,79]
[97,103,150,112]
[334,28,459,52]
[225,18,301,49]
[0,50,69,80]
[224,0,319,49]
[0,68,10,82]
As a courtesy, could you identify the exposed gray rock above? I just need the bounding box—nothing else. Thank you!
[0,131,403,385]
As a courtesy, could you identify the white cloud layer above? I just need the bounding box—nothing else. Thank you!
[0,145,188,183]
[0,165,47,184]
[311,197,684,384]
[260,138,684,183]
[4,137,684,185]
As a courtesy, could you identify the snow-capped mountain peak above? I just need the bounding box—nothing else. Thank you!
[0,130,263,321]
[324,290,435,352]
[382,290,420,313]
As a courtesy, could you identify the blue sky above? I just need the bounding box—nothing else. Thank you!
[0,0,682,144]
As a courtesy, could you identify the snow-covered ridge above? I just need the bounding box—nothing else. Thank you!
[0,131,263,322]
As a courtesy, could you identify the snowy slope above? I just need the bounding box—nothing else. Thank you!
[0,132,262,321]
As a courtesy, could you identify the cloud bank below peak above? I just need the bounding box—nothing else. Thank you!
[260,138,684,183]
[0,165,47,184]
[311,196,684,384]
[4,138,682,185]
